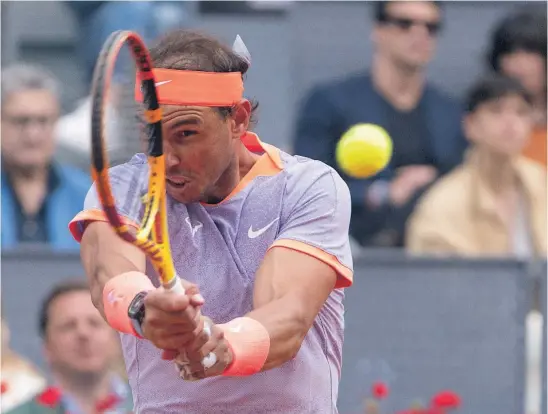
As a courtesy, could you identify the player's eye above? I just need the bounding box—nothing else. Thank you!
[174,130,197,140]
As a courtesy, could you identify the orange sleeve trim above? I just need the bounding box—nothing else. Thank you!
[268,239,353,289]
[68,209,139,243]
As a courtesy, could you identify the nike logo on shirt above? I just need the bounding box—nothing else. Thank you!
[248,218,279,239]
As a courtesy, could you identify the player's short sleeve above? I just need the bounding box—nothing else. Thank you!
[68,155,148,242]
[270,163,353,288]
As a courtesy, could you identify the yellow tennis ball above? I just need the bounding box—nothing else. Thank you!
[336,123,393,178]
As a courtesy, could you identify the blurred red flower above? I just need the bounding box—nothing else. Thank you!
[96,393,121,413]
[37,387,62,408]
[371,381,389,399]
[0,382,8,394]
[431,390,461,409]
[396,409,445,414]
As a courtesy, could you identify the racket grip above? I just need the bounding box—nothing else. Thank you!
[164,277,186,295]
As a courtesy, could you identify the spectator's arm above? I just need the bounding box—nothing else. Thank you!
[405,197,464,255]
[293,87,392,210]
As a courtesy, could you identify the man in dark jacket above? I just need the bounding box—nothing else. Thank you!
[293,1,467,247]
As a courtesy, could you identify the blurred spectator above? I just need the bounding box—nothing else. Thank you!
[406,74,546,257]
[6,280,132,414]
[1,317,46,412]
[64,1,191,85]
[293,1,466,248]
[57,1,191,160]
[1,64,90,251]
[487,9,547,168]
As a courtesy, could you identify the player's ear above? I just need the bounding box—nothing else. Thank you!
[231,99,251,139]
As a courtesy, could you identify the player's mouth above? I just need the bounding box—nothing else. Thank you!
[166,177,187,189]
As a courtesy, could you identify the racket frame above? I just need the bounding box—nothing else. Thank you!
[90,30,182,293]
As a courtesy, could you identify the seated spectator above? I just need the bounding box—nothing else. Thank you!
[1,64,90,251]
[6,281,132,414]
[406,75,546,257]
[488,9,547,168]
[293,1,466,248]
[1,317,46,412]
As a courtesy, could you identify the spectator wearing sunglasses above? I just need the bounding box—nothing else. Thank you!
[1,64,90,251]
[293,1,466,248]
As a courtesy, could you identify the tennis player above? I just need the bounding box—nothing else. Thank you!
[69,30,353,413]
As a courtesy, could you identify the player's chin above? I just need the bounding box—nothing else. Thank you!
[166,180,200,204]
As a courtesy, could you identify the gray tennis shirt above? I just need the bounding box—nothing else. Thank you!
[70,133,353,414]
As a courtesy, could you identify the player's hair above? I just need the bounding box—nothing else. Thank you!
[464,74,533,113]
[373,1,443,23]
[487,10,547,72]
[149,30,259,127]
[1,62,60,106]
[38,279,90,338]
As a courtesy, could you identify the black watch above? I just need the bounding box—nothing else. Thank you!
[128,291,148,338]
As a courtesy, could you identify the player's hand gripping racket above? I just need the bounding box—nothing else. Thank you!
[90,30,185,295]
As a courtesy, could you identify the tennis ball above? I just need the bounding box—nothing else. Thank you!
[335,123,393,178]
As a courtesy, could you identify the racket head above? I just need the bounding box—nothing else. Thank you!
[90,30,177,285]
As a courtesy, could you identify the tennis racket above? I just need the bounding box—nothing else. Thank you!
[90,30,184,295]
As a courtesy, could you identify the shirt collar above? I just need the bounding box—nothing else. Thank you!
[60,375,129,414]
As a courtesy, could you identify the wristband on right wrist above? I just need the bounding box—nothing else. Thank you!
[219,317,271,377]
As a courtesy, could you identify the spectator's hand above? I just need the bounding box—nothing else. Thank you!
[389,165,437,207]
[142,282,207,353]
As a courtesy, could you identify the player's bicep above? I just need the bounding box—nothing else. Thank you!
[253,246,336,323]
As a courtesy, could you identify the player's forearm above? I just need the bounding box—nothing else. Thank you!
[80,222,146,319]
[245,295,310,371]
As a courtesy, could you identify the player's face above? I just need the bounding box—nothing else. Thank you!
[0,89,58,172]
[499,51,547,98]
[44,291,118,376]
[161,100,251,204]
[464,94,533,157]
[373,1,441,70]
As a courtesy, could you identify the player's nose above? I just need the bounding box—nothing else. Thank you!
[166,151,181,169]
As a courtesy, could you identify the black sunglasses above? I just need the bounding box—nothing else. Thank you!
[383,16,442,36]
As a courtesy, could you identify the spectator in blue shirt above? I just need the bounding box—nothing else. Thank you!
[1,63,90,251]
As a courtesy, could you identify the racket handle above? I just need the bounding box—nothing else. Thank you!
[164,277,186,295]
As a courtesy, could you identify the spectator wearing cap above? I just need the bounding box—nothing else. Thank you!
[487,9,547,167]
[406,74,546,257]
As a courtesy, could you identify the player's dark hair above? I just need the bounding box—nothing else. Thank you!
[465,74,533,113]
[373,1,443,22]
[149,30,259,127]
[38,279,90,338]
[487,10,547,72]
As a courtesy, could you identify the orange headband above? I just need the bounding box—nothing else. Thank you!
[134,68,244,107]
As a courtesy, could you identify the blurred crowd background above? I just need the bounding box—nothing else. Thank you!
[0,1,546,414]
